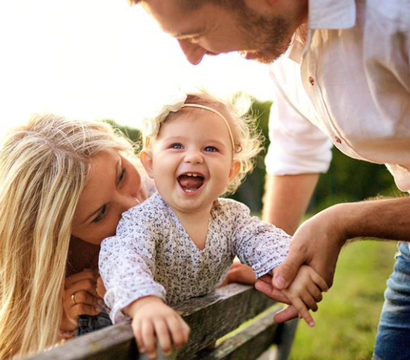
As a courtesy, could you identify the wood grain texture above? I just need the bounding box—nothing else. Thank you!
[24,284,287,360]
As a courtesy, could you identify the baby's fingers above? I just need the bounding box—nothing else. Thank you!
[307,282,323,303]
[310,270,329,292]
[300,292,319,312]
[288,296,315,327]
[141,321,157,359]
[154,319,173,356]
[133,320,144,354]
[167,316,190,350]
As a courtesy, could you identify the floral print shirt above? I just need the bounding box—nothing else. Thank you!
[99,192,291,324]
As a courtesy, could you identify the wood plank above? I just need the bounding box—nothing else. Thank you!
[191,307,278,360]
[25,284,282,360]
[174,284,278,359]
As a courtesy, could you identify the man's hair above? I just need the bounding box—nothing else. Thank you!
[0,115,135,358]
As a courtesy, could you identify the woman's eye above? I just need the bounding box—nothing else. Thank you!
[171,143,183,149]
[204,146,218,152]
[118,168,126,183]
[93,205,107,223]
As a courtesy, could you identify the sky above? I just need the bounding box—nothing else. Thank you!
[0,0,275,138]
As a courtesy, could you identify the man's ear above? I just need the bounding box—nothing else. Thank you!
[139,150,154,178]
[228,160,241,183]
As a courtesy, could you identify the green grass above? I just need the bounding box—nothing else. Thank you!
[290,241,397,360]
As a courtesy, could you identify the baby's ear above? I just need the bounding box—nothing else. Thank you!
[139,150,154,178]
[228,160,241,183]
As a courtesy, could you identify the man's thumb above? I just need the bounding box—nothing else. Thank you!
[273,252,304,289]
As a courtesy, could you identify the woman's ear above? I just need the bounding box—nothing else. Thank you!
[228,160,241,183]
[139,150,154,178]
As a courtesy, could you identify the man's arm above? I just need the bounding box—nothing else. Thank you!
[275,196,410,288]
[262,173,320,235]
[258,196,410,323]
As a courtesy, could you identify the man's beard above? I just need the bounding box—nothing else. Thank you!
[236,7,294,64]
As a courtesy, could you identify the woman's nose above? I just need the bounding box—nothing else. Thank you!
[177,39,206,65]
[119,194,140,213]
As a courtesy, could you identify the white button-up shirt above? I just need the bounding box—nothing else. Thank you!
[265,0,410,192]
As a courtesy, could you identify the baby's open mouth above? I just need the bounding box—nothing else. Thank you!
[178,173,205,193]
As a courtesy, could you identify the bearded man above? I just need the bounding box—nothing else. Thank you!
[132,1,410,359]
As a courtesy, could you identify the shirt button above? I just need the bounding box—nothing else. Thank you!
[335,136,342,144]
[309,76,315,86]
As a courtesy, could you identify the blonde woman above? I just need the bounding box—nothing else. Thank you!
[0,113,256,359]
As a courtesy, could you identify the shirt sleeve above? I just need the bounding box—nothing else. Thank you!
[231,201,292,278]
[265,73,333,176]
[99,209,166,324]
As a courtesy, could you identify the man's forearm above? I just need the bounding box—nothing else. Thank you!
[340,196,410,241]
[262,173,320,235]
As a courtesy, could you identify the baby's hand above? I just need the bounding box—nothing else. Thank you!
[126,296,190,359]
[275,265,328,327]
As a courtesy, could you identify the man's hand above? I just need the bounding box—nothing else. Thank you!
[273,205,347,290]
[256,205,347,323]
[126,296,190,359]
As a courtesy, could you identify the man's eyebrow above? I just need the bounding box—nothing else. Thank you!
[81,157,121,225]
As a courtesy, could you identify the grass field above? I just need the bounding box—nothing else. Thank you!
[289,241,397,360]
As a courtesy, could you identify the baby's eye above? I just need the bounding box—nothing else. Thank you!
[204,146,218,153]
[170,143,183,149]
[93,205,107,224]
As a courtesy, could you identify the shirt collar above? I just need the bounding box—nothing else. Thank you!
[286,0,356,63]
[308,0,356,30]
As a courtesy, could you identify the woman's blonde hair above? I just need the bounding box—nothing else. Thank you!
[143,91,263,195]
[0,114,134,358]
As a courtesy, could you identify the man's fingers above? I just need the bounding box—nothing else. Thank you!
[273,305,299,323]
[273,251,305,290]
[254,280,291,304]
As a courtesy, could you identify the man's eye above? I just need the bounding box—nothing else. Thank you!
[171,143,183,149]
[204,146,218,152]
[93,205,107,223]
[189,36,200,44]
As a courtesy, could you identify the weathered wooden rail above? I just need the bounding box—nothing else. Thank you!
[25,284,298,360]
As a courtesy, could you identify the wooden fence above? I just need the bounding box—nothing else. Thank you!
[26,284,298,360]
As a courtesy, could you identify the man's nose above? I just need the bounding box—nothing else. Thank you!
[177,39,206,65]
